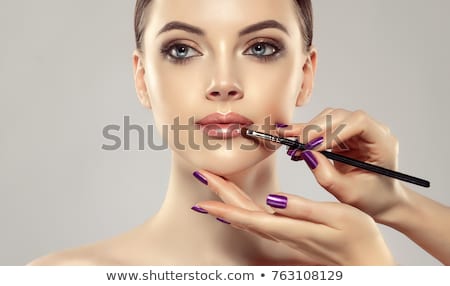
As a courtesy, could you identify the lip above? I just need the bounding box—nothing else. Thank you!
[196,112,254,139]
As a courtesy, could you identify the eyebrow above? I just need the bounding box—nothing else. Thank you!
[157,20,289,37]
[238,20,289,37]
[157,21,204,36]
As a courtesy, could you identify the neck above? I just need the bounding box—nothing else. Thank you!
[145,152,285,264]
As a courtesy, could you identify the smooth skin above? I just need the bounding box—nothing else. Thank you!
[195,170,394,265]
[197,109,450,265]
[27,0,446,265]
[29,0,348,266]
[283,109,450,265]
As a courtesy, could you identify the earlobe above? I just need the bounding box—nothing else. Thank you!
[296,48,318,107]
[132,50,152,109]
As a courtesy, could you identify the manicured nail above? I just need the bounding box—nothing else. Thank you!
[287,148,296,156]
[290,148,302,160]
[193,171,208,185]
[266,194,288,209]
[191,206,208,214]
[216,217,230,224]
[275,123,289,128]
[301,150,318,169]
[305,137,324,150]
[291,155,303,161]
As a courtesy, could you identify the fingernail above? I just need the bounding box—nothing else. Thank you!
[291,155,303,161]
[275,123,289,128]
[266,194,288,209]
[301,150,318,169]
[287,148,296,156]
[193,171,208,185]
[191,206,208,214]
[305,137,324,150]
[290,148,302,160]
[216,217,230,224]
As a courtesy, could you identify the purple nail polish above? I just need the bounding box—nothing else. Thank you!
[191,206,208,214]
[276,123,289,128]
[216,217,230,224]
[290,148,301,160]
[266,194,288,209]
[193,171,208,185]
[287,148,296,156]
[301,150,318,169]
[291,155,303,161]
[305,137,324,150]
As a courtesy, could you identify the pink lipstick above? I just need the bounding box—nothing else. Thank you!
[196,112,253,139]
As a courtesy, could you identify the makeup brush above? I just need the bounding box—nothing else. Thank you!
[240,127,430,188]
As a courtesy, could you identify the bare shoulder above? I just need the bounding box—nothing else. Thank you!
[27,225,156,266]
[26,244,107,266]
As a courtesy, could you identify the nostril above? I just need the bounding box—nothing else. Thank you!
[206,89,242,99]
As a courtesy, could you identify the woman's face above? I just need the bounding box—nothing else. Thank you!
[134,0,316,175]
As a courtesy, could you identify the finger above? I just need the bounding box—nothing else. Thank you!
[311,110,391,152]
[283,109,392,154]
[265,193,344,227]
[197,200,350,265]
[194,170,261,211]
[297,150,356,204]
[323,110,392,152]
[197,200,327,242]
[279,109,348,155]
[297,109,350,145]
[265,192,375,232]
[276,123,306,138]
[196,201,329,264]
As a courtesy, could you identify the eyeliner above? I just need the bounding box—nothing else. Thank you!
[241,128,430,188]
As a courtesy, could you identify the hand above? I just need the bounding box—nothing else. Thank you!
[279,108,407,223]
[193,170,395,266]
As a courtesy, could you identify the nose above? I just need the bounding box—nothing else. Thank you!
[206,80,244,101]
[205,63,244,101]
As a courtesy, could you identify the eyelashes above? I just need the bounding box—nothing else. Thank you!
[243,39,284,62]
[160,38,285,65]
[160,43,202,65]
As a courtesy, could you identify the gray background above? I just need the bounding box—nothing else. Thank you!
[1,0,449,265]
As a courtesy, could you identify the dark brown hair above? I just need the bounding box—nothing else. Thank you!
[134,0,313,53]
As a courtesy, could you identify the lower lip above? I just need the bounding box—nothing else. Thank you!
[199,123,245,139]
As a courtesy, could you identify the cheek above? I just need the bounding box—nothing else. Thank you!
[146,53,304,140]
[142,54,303,173]
[239,57,304,121]
[145,58,208,152]
[146,60,205,125]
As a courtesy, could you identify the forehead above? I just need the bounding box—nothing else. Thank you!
[145,0,300,36]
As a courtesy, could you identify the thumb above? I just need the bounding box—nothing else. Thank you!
[298,150,353,202]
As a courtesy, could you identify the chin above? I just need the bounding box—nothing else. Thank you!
[180,143,277,176]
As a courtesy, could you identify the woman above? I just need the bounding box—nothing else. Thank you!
[28,0,450,265]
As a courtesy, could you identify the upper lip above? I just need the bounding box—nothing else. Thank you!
[196,112,254,125]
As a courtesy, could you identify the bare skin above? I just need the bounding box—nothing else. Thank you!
[29,0,329,265]
[28,0,430,265]
[197,109,450,265]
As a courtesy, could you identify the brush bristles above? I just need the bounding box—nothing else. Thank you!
[240,127,253,139]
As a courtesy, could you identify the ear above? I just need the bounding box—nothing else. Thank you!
[296,48,318,107]
[132,50,152,109]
